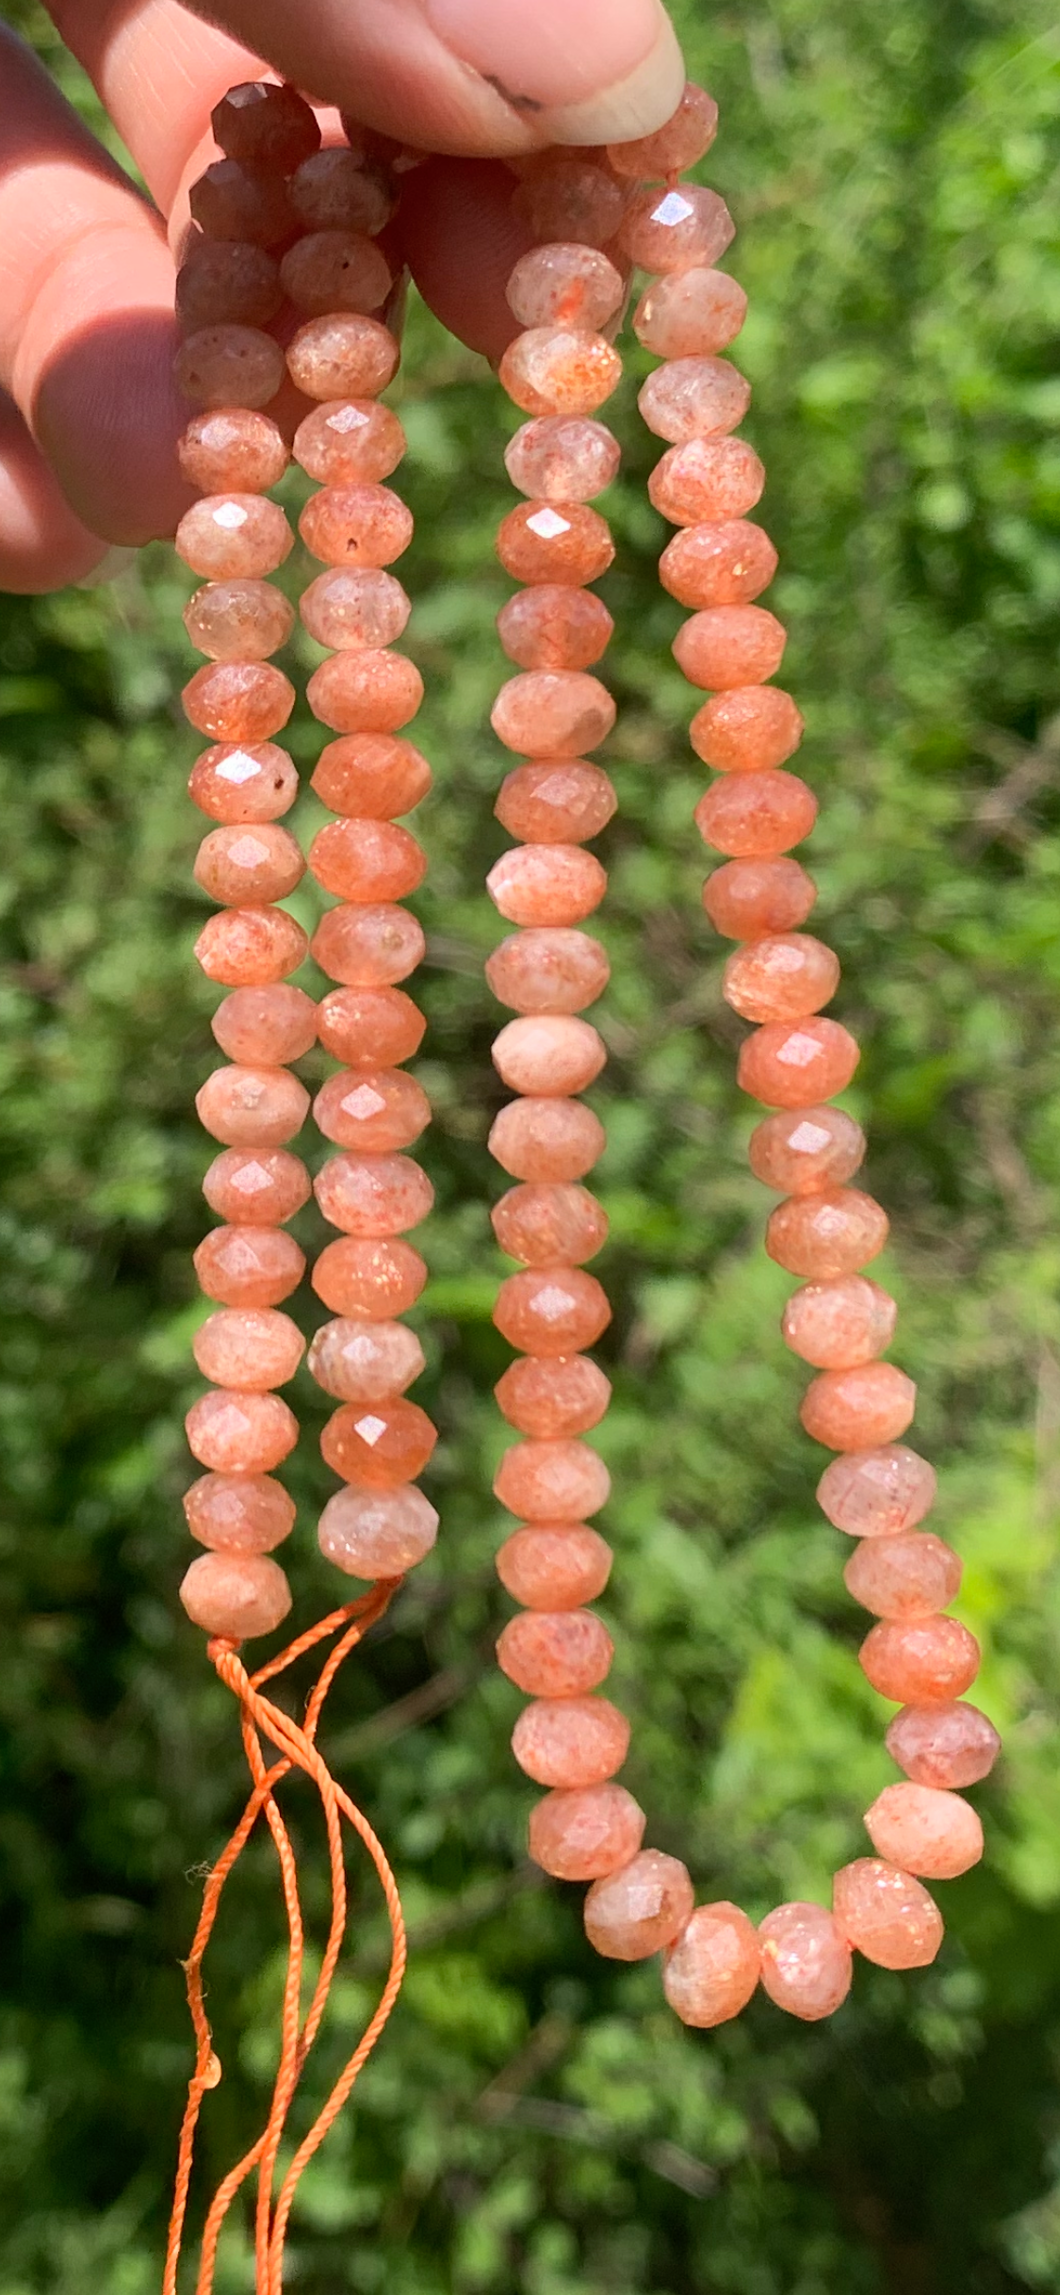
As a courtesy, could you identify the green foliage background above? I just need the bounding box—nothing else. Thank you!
[2,0,1060,2285]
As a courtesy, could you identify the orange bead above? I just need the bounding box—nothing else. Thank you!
[496,502,614,587]
[817,1444,937,1538]
[505,415,620,503]
[635,267,747,360]
[766,1188,888,1277]
[179,408,289,497]
[495,1354,611,1438]
[193,1307,305,1390]
[309,818,425,902]
[486,928,609,1013]
[495,761,615,844]
[301,567,410,651]
[311,1235,427,1317]
[211,80,320,172]
[703,856,816,940]
[194,823,305,905]
[290,148,395,234]
[864,1783,983,1880]
[186,1387,298,1474]
[781,1276,897,1369]
[194,1224,305,1308]
[494,1438,610,1522]
[300,483,413,568]
[737,1017,860,1109]
[176,494,292,581]
[511,1695,630,1787]
[286,314,400,401]
[180,1551,292,1640]
[189,742,298,824]
[211,984,317,1066]
[174,324,285,410]
[529,1783,645,1882]
[843,1531,962,1620]
[500,327,623,418]
[607,80,719,177]
[885,1701,1000,1790]
[313,1151,433,1235]
[321,1397,437,1488]
[311,733,431,817]
[279,229,391,317]
[860,1616,980,1704]
[195,906,308,987]
[311,902,425,985]
[317,984,425,1066]
[492,1015,605,1096]
[696,771,816,857]
[690,685,804,771]
[619,181,734,270]
[507,243,625,328]
[307,649,423,734]
[758,1903,852,2020]
[832,1859,943,1971]
[494,1267,610,1355]
[489,1097,605,1183]
[202,1148,310,1227]
[294,398,406,486]
[184,578,294,663]
[319,1483,438,1577]
[184,1470,295,1554]
[800,1362,916,1450]
[491,673,616,760]
[723,934,838,1022]
[183,662,295,743]
[497,585,613,672]
[663,1902,761,2028]
[748,1106,866,1196]
[195,1065,309,1148]
[313,1067,430,1152]
[649,438,765,528]
[308,1316,424,1404]
[497,1523,613,1608]
[639,356,750,446]
[487,844,607,925]
[661,520,777,609]
[492,1182,608,1265]
[189,159,294,247]
[497,1608,613,1697]
[584,1850,695,1961]
[674,606,786,691]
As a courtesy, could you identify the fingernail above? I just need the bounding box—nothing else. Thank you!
[76,544,138,589]
[419,0,686,145]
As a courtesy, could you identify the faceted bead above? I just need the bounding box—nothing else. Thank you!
[860,1616,980,1704]
[635,268,747,359]
[321,1397,437,1488]
[189,160,294,248]
[639,358,751,446]
[314,1151,433,1236]
[801,1362,916,1450]
[496,761,615,846]
[737,1017,860,1109]
[174,324,285,411]
[692,685,804,771]
[180,1551,292,1639]
[196,1065,310,1148]
[309,818,425,902]
[312,902,425,985]
[885,1702,1001,1790]
[294,399,406,486]
[307,650,423,734]
[494,1438,610,1522]
[312,734,431,817]
[584,1850,695,1961]
[290,148,395,235]
[662,520,777,609]
[300,483,413,569]
[179,409,288,497]
[495,1354,611,1438]
[193,1307,305,1390]
[319,1483,438,1576]
[492,1182,608,1265]
[203,1147,310,1227]
[663,1903,761,2027]
[497,586,613,672]
[183,664,295,743]
[864,1783,984,1879]
[312,1235,427,1317]
[301,567,410,650]
[748,1106,866,1195]
[184,579,294,664]
[176,241,282,333]
[497,1523,612,1608]
[843,1532,962,1620]
[607,81,719,177]
[650,439,765,528]
[279,231,392,316]
[194,822,305,905]
[832,1859,943,1970]
[195,906,308,986]
[494,1267,610,1355]
[190,742,298,824]
[487,928,609,1015]
[211,984,318,1066]
[518,167,627,252]
[529,1783,645,1881]
[307,1316,425,1403]
[818,1445,938,1537]
[184,1470,295,1553]
[489,1097,605,1183]
[782,1276,897,1369]
[317,984,425,1066]
[211,81,320,172]
[176,496,293,582]
[696,769,814,856]
[286,314,400,401]
[497,1608,613,1696]
[512,1695,630,1787]
[505,416,620,504]
[487,844,607,925]
[766,1189,889,1278]
[492,1015,606,1097]
[724,934,838,1023]
[186,1387,298,1474]
[758,1902,852,2020]
[194,1225,305,1308]
[313,1067,429,1151]
[676,607,787,691]
[499,328,623,419]
[619,184,734,274]
[507,242,625,327]
[496,502,614,587]
[703,857,817,940]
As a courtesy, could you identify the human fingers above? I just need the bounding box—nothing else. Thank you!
[0,388,110,591]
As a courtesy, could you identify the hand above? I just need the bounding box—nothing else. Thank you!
[0,0,684,593]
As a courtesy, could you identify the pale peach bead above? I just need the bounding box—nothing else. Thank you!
[195,1065,310,1150]
[183,663,295,744]
[203,1147,310,1227]
[497,586,613,673]
[663,1902,761,2027]
[801,1362,916,1451]
[662,520,778,610]
[301,567,410,650]
[585,1849,694,1962]
[308,1316,425,1403]
[619,183,734,274]
[314,1152,434,1235]
[319,1483,438,1577]
[308,650,423,734]
[489,1097,605,1183]
[309,818,425,902]
[512,1695,630,1787]
[844,1531,962,1620]
[312,902,425,985]
[186,1387,298,1474]
[782,1277,897,1370]
[494,1267,610,1355]
[189,160,294,247]
[492,1015,606,1097]
[738,1017,860,1109]
[211,985,317,1066]
[650,439,766,529]
[832,1860,943,1970]
[195,823,305,906]
[766,1189,889,1278]
[294,399,406,486]
[286,314,400,401]
[864,1783,983,1879]
[639,358,751,447]
[175,324,285,411]
[748,1106,866,1196]
[176,240,282,333]
[314,1067,429,1152]
[607,81,719,177]
[312,734,432,818]
[497,1608,613,1697]
[703,857,816,940]
[193,1307,305,1390]
[519,166,628,252]
[505,416,620,504]
[758,1902,852,2020]
[312,1236,427,1317]
[724,934,838,1023]
[495,1355,611,1438]
[300,483,413,569]
[211,80,320,171]
[279,231,392,316]
[860,1616,980,1704]
[189,743,297,826]
[487,928,609,1013]
[691,686,804,772]
[496,502,614,588]
[507,242,625,327]
[194,1224,305,1308]
[317,984,425,1066]
[696,770,815,857]
[184,1470,295,1554]
[885,1702,1001,1790]
[500,328,623,419]
[529,1783,645,1881]
[180,1551,292,1640]
[492,1183,608,1265]
[290,148,395,234]
[321,1397,437,1488]
[635,268,747,360]
[496,762,615,846]
[497,1523,612,1608]
[818,1444,938,1537]
[677,607,787,692]
[494,1438,610,1522]
[176,496,293,583]
[184,579,294,664]
[487,843,607,926]
[179,409,289,497]
[195,906,308,987]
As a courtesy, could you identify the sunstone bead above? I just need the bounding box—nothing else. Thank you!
[512,1695,630,1787]
[496,1354,612,1438]
[313,1067,430,1152]
[703,857,817,940]
[189,742,298,824]
[843,1531,962,1619]
[300,483,413,569]
[179,409,289,497]
[176,496,293,582]
[186,1387,298,1474]
[529,1783,645,1882]
[487,929,609,1014]
[193,1307,305,1390]
[749,1106,866,1196]
[507,242,625,327]
[211,80,320,172]
[497,1608,614,1696]
[860,1616,980,1704]
[650,439,765,529]
[184,578,294,663]
[864,1782,984,1879]
[782,1276,897,1370]
[195,906,308,986]
[301,568,410,650]
[832,1859,943,1970]
[194,1224,305,1308]
[279,230,392,316]
[319,1483,438,1576]
[766,1189,889,1278]
[818,1444,938,1537]
[294,399,406,486]
[313,1152,434,1235]
[885,1701,1001,1790]
[494,1438,611,1522]
[203,1148,310,1227]
[494,1266,610,1355]
[635,268,747,360]
[499,328,623,419]
[758,1902,852,2020]
[492,1182,608,1265]
[497,1523,612,1608]
[211,985,317,1065]
[196,1065,310,1149]
[724,933,838,1023]
[496,502,614,588]
[189,160,295,248]
[492,1015,606,1096]
[307,650,423,734]
[607,81,719,177]
[489,1097,606,1183]
[309,818,425,902]
[321,1397,437,1487]
[696,769,815,856]
[676,607,786,690]
[801,1362,916,1450]
[317,984,425,1065]
[738,1017,860,1109]
[184,662,295,743]
[639,358,751,446]
[312,1235,427,1317]
[496,761,615,845]
[194,822,305,905]
[290,148,395,235]
[176,241,282,333]
[663,1903,761,2027]
[286,314,400,401]
[585,1850,695,1961]
[487,844,607,925]
[497,586,613,672]
[505,416,620,504]
[662,520,778,610]
[174,324,285,411]
[312,902,425,985]
[184,1470,295,1553]
[312,733,432,817]
[619,183,733,275]
[518,165,628,252]
[308,1316,425,1403]
[180,1551,292,1640]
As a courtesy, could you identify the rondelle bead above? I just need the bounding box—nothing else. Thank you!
[211,984,318,1066]
[607,81,719,177]
[781,1276,897,1369]
[662,520,778,610]
[818,1444,937,1537]
[499,328,623,419]
[663,1902,761,2027]
[619,183,734,274]
[176,495,292,583]
[635,268,748,360]
[194,1225,305,1308]
[174,324,285,411]
[748,1105,866,1195]
[497,1608,614,1697]
[497,1523,612,1608]
[505,416,621,504]
[176,241,282,334]
[311,1235,427,1318]
[321,1397,437,1488]
[529,1783,645,1881]
[676,606,786,691]
[279,230,392,317]
[318,1483,438,1576]
[489,1097,606,1183]
[183,663,295,743]
[195,1065,310,1149]
[584,1850,695,1962]
[486,928,610,1013]
[312,734,432,818]
[724,933,838,1023]
[800,1362,916,1450]
[885,1701,1001,1790]
[311,903,425,986]
[313,1067,430,1152]
[180,1551,292,1640]
[494,1267,610,1356]
[290,147,396,235]
[832,1859,943,1970]
[650,439,766,529]
[696,769,815,858]
[492,1182,608,1265]
[496,1353,611,1438]
[859,1616,980,1705]
[691,685,804,771]
[487,844,607,926]
[189,742,298,824]
[639,358,751,447]
[186,1387,299,1474]
[492,672,615,760]
[307,650,423,734]
[864,1783,984,1879]
[494,1438,610,1522]
[766,1189,889,1278]
[184,1470,295,1553]
[294,399,406,486]
[301,567,410,651]
[495,761,615,846]
[193,1307,305,1390]
[497,585,613,672]
[492,1015,606,1097]
[317,984,425,1066]
[179,409,289,497]
[506,243,625,329]
[497,502,614,589]
[189,159,294,248]
[758,1902,852,2020]
[184,579,294,664]
[195,906,308,987]
[843,1531,962,1620]
[300,483,413,569]
[203,1147,311,1226]
[211,80,320,172]
[307,1316,425,1402]
[309,818,425,903]
[737,1017,860,1109]
[518,166,627,252]
[511,1696,630,1788]
[195,822,305,906]
[286,314,400,401]
[703,856,816,940]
